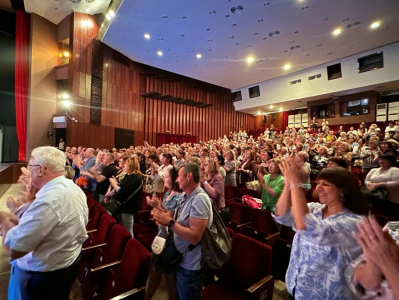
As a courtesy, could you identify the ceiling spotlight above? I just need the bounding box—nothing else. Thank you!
[371,21,380,29]
[284,64,291,70]
[247,57,254,63]
[157,51,163,56]
[109,10,115,17]
[279,108,283,112]
[196,54,202,59]
[144,33,150,39]
[62,93,69,99]
[63,51,69,57]
[269,105,273,109]
[106,14,111,20]
[86,8,90,12]
[63,100,71,107]
[332,28,341,35]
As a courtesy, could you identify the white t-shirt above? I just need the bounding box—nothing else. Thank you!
[385,125,399,139]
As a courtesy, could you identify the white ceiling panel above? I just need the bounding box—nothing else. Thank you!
[101,0,399,90]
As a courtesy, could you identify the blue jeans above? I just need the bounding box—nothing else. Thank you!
[175,266,206,300]
[121,213,134,238]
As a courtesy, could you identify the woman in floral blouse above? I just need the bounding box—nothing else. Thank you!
[274,158,368,300]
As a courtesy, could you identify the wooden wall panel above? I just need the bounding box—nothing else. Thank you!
[67,12,255,148]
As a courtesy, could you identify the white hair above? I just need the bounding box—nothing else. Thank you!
[31,146,67,172]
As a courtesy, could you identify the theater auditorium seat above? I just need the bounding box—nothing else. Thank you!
[86,204,107,231]
[239,188,261,199]
[226,202,252,233]
[239,209,280,245]
[271,238,292,282]
[202,234,274,300]
[95,238,151,300]
[225,186,241,200]
[80,225,131,299]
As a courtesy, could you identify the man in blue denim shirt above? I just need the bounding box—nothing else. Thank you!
[152,163,212,300]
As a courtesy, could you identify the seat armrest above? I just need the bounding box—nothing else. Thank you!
[109,286,146,300]
[87,229,97,234]
[265,232,280,240]
[236,222,251,228]
[247,275,274,300]
[82,243,107,252]
[91,260,122,273]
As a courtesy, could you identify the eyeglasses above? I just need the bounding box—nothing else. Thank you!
[27,164,41,170]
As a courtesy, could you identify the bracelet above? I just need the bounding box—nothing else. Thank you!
[290,183,311,190]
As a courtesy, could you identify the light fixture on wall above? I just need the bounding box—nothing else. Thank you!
[61,100,78,122]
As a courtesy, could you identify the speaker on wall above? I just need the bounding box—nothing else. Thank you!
[262,115,266,122]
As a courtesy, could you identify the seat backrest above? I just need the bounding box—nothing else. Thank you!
[229,202,252,224]
[250,209,279,234]
[105,224,131,262]
[88,205,107,229]
[96,214,117,244]
[225,186,240,200]
[119,239,151,290]
[239,188,261,199]
[139,192,152,211]
[226,227,235,240]
[225,234,272,288]
[279,225,295,244]
[271,238,292,282]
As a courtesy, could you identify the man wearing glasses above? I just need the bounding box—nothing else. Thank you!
[0,146,88,300]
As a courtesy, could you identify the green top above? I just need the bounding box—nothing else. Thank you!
[261,173,284,211]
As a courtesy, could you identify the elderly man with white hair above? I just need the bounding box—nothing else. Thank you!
[0,146,88,300]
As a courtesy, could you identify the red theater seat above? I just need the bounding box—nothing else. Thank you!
[86,205,107,231]
[96,239,151,300]
[80,225,131,300]
[202,234,274,300]
[226,202,252,233]
[239,188,261,199]
[225,185,241,200]
[239,209,280,245]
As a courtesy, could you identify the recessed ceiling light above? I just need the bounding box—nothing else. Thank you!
[158,38,163,41]
[317,43,322,47]
[162,15,168,19]
[207,28,211,31]
[255,33,259,35]
[284,64,291,70]
[263,37,267,40]
[371,21,380,29]
[183,16,187,19]
[294,31,299,34]
[235,43,239,45]
[269,31,280,37]
[332,28,342,35]
[327,52,333,55]
[263,2,270,7]
[109,10,115,17]
[86,8,90,12]
[231,5,244,14]
[289,40,295,44]
[247,57,254,63]
[209,49,212,51]
[246,45,251,48]
[347,21,361,29]
[207,39,212,42]
[342,18,350,22]
[190,50,194,53]
[196,54,202,59]
[269,105,273,109]
[232,23,237,26]
[105,14,111,20]
[157,51,163,56]
[258,19,264,22]
[144,33,150,39]
[323,17,329,21]
[181,35,185,37]
[279,108,283,112]
[62,93,69,99]
[209,10,216,15]
[301,5,309,10]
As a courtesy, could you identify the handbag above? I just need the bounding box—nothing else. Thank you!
[245,180,259,190]
[143,176,153,193]
[362,186,389,203]
[103,181,144,223]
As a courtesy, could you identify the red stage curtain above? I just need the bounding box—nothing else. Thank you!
[282,111,289,129]
[15,8,30,161]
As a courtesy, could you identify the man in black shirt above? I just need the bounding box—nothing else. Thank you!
[81,153,117,203]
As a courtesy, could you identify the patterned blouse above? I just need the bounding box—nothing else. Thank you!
[345,222,399,300]
[274,202,362,300]
[161,190,182,212]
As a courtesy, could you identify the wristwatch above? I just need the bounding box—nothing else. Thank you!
[168,219,176,229]
[204,181,208,185]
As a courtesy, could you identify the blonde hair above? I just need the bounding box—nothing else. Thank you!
[205,159,220,176]
[64,166,75,180]
[226,150,235,160]
[126,158,140,174]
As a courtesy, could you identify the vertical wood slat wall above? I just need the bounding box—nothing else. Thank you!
[67,13,255,149]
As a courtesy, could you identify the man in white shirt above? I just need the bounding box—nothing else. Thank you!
[0,146,88,300]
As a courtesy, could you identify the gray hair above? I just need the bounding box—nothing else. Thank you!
[298,151,309,161]
[31,146,67,172]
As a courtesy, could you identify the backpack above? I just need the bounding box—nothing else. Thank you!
[198,193,232,269]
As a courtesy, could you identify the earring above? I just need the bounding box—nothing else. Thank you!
[340,194,345,202]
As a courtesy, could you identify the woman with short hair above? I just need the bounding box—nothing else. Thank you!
[224,150,237,186]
